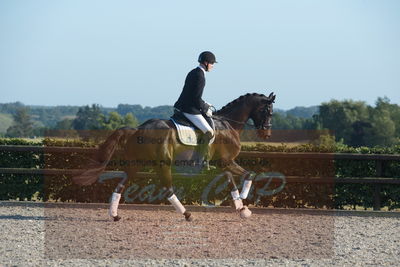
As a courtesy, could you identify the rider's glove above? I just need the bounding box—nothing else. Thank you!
[206,108,213,117]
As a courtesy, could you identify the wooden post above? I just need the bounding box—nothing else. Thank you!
[373,184,381,211]
[373,160,383,211]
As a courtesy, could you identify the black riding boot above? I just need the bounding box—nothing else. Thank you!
[197,131,214,170]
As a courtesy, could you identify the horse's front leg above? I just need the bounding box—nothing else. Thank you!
[223,160,255,218]
[159,165,192,221]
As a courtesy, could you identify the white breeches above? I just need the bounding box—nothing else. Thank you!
[183,112,214,136]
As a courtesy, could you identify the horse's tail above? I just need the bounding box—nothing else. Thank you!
[72,128,136,185]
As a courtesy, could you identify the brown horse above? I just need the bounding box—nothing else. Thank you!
[73,92,276,221]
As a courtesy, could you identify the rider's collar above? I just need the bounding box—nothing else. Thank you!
[198,64,206,75]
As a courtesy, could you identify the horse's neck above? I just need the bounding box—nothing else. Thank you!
[218,102,251,132]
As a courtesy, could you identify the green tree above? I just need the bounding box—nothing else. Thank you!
[6,107,34,137]
[72,104,105,130]
[123,112,139,128]
[55,118,74,130]
[316,98,400,147]
[103,112,123,130]
[272,113,312,130]
[364,98,398,146]
[317,100,369,145]
[375,97,400,138]
[0,113,13,134]
[102,112,139,130]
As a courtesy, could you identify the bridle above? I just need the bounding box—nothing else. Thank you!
[253,103,273,130]
[214,100,273,130]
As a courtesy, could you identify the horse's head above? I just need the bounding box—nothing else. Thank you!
[249,92,276,139]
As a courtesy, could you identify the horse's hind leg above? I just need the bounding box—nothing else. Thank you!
[109,179,126,221]
[159,165,192,221]
[107,166,138,221]
[107,172,128,221]
[224,160,256,203]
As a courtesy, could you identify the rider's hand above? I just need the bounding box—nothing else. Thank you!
[206,108,213,117]
[206,101,215,110]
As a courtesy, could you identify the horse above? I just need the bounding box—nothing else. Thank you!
[73,92,276,221]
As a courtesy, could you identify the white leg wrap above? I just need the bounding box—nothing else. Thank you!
[167,194,186,214]
[240,180,252,199]
[231,189,243,210]
[109,192,121,217]
[231,189,240,200]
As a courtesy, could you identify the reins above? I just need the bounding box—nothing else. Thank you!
[212,115,256,128]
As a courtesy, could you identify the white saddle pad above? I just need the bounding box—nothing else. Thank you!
[170,118,215,146]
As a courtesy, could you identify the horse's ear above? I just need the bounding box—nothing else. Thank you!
[267,92,276,102]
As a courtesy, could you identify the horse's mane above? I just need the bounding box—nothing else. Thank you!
[215,93,267,115]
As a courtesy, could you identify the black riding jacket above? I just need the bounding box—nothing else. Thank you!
[174,67,209,115]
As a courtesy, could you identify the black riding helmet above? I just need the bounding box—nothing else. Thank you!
[198,51,218,64]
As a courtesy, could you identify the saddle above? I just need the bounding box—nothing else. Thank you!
[170,109,215,146]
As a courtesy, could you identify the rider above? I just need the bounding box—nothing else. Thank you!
[174,51,217,141]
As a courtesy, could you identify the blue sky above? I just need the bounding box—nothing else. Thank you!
[1,0,399,110]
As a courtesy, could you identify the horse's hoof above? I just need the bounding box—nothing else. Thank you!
[183,211,193,222]
[113,215,121,222]
[239,206,252,219]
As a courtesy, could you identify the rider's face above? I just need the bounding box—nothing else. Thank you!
[206,63,214,72]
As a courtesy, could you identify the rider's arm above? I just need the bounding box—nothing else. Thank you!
[188,71,209,113]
